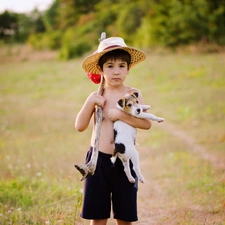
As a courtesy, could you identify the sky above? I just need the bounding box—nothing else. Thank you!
[0,0,54,13]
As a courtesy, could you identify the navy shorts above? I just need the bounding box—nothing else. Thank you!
[80,147,138,222]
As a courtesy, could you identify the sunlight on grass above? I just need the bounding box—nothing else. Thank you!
[0,51,225,224]
[0,178,83,224]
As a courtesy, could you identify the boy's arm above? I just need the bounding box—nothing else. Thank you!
[108,109,152,130]
[75,92,106,132]
[108,90,152,130]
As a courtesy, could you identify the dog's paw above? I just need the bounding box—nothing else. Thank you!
[139,176,145,183]
[129,177,136,183]
[158,118,165,123]
[141,105,151,110]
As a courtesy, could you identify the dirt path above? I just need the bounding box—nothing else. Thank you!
[161,122,225,171]
[101,121,225,225]
[136,122,225,225]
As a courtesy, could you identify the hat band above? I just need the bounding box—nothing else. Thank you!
[100,45,123,52]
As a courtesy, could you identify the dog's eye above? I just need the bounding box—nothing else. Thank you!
[127,103,132,108]
[136,101,139,104]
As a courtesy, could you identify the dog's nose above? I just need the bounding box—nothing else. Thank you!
[136,108,141,114]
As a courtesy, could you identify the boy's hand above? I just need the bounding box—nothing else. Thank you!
[108,108,121,122]
[89,92,106,108]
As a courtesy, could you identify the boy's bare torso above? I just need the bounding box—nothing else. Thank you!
[91,86,137,155]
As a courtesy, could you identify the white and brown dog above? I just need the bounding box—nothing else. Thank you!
[111,92,164,183]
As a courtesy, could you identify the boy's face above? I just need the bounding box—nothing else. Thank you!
[100,59,130,87]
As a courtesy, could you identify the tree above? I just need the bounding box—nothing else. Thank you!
[57,0,78,30]
[206,0,225,44]
[44,0,60,31]
[0,11,18,42]
[116,2,145,42]
[145,0,225,46]
[28,9,46,33]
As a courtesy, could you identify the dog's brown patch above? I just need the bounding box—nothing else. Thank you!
[118,92,139,114]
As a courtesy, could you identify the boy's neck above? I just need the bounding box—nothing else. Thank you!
[105,84,126,92]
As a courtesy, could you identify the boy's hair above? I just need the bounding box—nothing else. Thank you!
[98,49,131,71]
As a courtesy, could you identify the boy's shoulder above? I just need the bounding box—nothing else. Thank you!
[127,87,145,102]
[103,86,142,98]
[127,87,141,94]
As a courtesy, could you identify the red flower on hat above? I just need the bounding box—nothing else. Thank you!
[85,50,101,84]
[86,72,101,84]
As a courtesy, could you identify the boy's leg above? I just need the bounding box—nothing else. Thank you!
[112,160,138,222]
[81,149,112,220]
[90,219,108,225]
[116,219,132,225]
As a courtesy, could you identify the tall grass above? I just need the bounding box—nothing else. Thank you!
[0,51,224,224]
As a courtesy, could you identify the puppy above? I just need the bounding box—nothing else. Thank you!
[111,92,164,183]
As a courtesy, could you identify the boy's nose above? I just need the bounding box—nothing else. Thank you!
[114,68,119,75]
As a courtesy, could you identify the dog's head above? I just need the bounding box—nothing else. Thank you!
[117,92,143,116]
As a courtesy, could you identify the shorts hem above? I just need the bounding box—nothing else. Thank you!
[114,217,138,222]
[80,215,110,220]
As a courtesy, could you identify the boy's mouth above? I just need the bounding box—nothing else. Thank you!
[112,78,121,81]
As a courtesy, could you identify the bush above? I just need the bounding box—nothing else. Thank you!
[27,33,45,49]
[45,31,62,50]
[58,40,91,60]
[116,2,145,42]
[147,0,225,47]
[27,31,62,50]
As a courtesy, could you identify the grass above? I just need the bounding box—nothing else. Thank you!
[140,127,225,224]
[0,49,225,224]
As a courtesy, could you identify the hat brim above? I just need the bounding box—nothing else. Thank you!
[82,46,146,74]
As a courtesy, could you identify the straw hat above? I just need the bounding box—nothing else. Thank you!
[82,37,146,74]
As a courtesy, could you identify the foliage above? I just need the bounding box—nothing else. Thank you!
[207,2,225,45]
[0,11,18,43]
[44,0,59,31]
[0,9,47,44]
[45,31,62,50]
[146,0,225,46]
[27,31,62,50]
[29,9,46,34]
[57,0,78,30]
[16,13,34,42]
[94,1,119,37]
[0,0,224,57]
[58,40,91,60]
[116,1,145,43]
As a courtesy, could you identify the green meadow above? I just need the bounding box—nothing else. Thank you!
[0,50,225,224]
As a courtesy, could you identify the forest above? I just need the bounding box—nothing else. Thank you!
[0,0,225,59]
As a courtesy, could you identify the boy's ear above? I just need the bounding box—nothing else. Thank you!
[97,65,103,75]
[127,65,130,73]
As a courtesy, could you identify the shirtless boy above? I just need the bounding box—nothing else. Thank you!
[75,37,152,225]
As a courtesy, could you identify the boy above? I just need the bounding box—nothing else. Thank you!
[75,37,152,225]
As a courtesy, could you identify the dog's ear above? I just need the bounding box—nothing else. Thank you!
[132,92,139,99]
[118,98,125,108]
